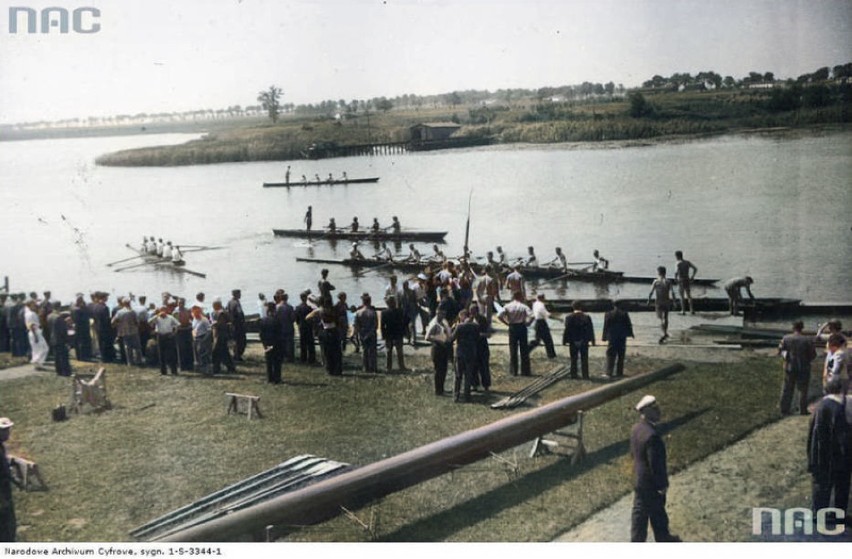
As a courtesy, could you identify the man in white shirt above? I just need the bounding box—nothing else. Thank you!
[149,307,180,375]
[497,291,534,376]
[191,305,212,375]
[528,294,556,359]
[425,310,452,396]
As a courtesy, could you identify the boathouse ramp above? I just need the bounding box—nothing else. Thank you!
[151,364,685,542]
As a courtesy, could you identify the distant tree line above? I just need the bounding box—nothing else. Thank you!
[641,62,852,91]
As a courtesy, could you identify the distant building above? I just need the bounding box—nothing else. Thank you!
[409,122,461,142]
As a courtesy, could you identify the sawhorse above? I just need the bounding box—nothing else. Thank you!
[226,392,263,420]
[529,411,586,465]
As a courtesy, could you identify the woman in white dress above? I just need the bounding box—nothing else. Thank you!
[24,301,48,368]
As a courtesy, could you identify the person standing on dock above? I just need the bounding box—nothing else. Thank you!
[630,395,681,542]
[353,293,378,373]
[275,292,297,363]
[285,165,291,185]
[227,289,247,362]
[505,266,526,300]
[304,206,313,232]
[174,298,194,372]
[673,251,698,315]
[807,377,850,528]
[150,306,180,376]
[425,309,452,395]
[648,267,674,344]
[259,302,282,384]
[191,304,212,375]
[778,320,817,415]
[563,300,595,379]
[0,416,17,542]
[381,296,407,372]
[524,246,538,267]
[603,300,634,378]
[295,290,317,365]
[497,291,534,377]
[528,294,556,359]
[723,276,755,316]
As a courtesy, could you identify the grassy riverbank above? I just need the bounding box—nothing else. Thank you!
[94,85,851,167]
[1,341,797,542]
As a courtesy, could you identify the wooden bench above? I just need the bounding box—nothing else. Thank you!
[8,455,48,491]
[226,392,262,420]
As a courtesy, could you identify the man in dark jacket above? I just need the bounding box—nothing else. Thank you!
[778,320,817,415]
[294,291,316,364]
[381,296,407,372]
[451,310,480,403]
[807,378,850,525]
[630,395,681,542]
[275,291,296,363]
[0,417,16,542]
[562,300,595,379]
[227,289,247,362]
[72,295,93,361]
[92,293,116,363]
[259,302,283,384]
[602,300,634,378]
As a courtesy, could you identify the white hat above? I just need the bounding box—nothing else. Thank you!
[635,395,657,412]
[417,273,428,280]
[0,417,13,429]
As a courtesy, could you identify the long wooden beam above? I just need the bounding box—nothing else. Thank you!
[155,363,686,542]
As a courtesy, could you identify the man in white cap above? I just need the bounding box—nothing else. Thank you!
[630,395,681,542]
[0,417,16,542]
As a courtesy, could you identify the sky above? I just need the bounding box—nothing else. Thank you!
[0,0,850,124]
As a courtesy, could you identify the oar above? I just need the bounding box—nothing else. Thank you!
[114,260,158,273]
[181,246,224,253]
[174,266,206,279]
[107,253,147,267]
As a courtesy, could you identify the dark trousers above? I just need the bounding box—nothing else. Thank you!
[508,323,531,376]
[299,327,316,364]
[569,342,590,379]
[529,320,556,358]
[157,334,178,375]
[631,489,675,542]
[0,491,15,542]
[321,329,342,375]
[176,328,194,371]
[233,328,247,360]
[99,332,116,363]
[454,349,477,401]
[780,371,811,415]
[53,344,71,377]
[477,339,491,389]
[282,333,295,363]
[385,336,405,371]
[75,329,92,361]
[606,338,627,377]
[265,345,282,384]
[0,327,8,353]
[212,339,235,375]
[11,327,28,357]
[360,334,377,372]
[431,342,450,395]
[812,471,851,521]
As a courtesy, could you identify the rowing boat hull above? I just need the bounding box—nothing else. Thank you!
[273,229,448,242]
[542,297,800,315]
[263,177,380,188]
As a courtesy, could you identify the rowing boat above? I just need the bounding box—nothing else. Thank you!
[295,257,439,273]
[541,297,800,316]
[263,177,380,188]
[273,229,448,243]
[118,244,207,278]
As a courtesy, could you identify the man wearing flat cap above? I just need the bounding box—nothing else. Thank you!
[630,395,681,542]
[0,417,16,542]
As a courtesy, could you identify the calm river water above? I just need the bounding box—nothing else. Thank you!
[0,128,849,308]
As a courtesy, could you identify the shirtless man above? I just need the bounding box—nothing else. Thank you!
[648,266,674,344]
[674,250,698,315]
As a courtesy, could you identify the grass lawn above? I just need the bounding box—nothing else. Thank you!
[1,345,787,542]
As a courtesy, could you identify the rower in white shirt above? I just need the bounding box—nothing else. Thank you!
[156,238,165,257]
[146,236,158,255]
[525,246,538,267]
[172,245,184,264]
[406,244,422,263]
[350,242,365,260]
[162,241,173,260]
[374,242,393,262]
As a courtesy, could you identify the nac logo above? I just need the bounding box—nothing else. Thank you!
[9,6,101,34]
[752,507,845,537]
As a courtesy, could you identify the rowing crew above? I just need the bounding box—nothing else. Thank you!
[496,246,609,272]
[350,242,450,264]
[141,236,184,264]
[321,214,403,234]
